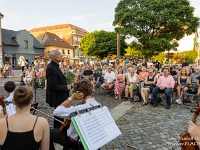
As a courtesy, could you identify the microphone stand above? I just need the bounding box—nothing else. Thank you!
[33,67,37,104]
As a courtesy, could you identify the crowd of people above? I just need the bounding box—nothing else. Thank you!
[21,64,47,89]
[57,57,200,109]
[1,48,200,149]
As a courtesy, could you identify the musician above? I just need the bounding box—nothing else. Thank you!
[4,81,16,103]
[188,121,200,148]
[0,86,49,150]
[50,79,99,150]
[46,49,71,128]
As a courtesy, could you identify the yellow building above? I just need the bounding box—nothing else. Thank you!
[37,32,73,64]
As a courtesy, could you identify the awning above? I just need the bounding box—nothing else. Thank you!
[34,55,44,59]
[70,57,80,60]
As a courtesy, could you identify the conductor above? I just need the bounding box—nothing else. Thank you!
[46,49,71,128]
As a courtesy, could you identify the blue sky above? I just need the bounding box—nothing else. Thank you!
[0,0,199,32]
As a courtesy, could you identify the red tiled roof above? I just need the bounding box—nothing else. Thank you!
[29,24,88,35]
[37,32,73,49]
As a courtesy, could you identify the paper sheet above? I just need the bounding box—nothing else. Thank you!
[73,106,121,150]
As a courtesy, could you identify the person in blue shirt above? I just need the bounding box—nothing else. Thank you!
[92,67,104,88]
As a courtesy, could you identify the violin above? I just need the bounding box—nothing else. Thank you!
[30,106,71,132]
[0,96,7,115]
[180,103,200,150]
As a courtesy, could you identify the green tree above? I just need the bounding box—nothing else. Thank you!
[113,0,199,58]
[126,46,143,58]
[80,30,127,58]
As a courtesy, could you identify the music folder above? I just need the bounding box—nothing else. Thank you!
[70,104,121,150]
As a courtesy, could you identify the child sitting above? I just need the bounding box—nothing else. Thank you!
[4,81,16,103]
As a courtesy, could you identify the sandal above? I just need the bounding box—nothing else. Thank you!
[141,102,148,106]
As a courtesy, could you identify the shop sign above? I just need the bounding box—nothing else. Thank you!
[34,55,44,58]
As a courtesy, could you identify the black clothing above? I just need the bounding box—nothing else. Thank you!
[154,62,160,70]
[170,71,177,76]
[46,61,69,128]
[137,69,142,75]
[83,70,93,76]
[182,62,189,67]
[2,116,40,150]
[50,129,84,150]
[46,61,69,108]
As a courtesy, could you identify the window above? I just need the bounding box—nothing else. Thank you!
[62,49,65,54]
[68,50,70,54]
[24,40,28,49]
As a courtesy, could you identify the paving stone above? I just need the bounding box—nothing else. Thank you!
[2,77,197,150]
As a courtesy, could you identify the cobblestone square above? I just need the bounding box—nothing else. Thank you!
[0,77,197,150]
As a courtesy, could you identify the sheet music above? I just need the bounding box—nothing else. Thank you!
[0,104,16,116]
[74,106,121,150]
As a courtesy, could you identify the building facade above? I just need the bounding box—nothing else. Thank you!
[29,24,88,59]
[2,29,44,69]
[37,32,73,64]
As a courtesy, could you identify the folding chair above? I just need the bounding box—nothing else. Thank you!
[182,84,199,104]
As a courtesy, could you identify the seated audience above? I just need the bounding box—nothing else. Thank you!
[138,67,149,80]
[92,67,104,88]
[114,67,125,99]
[83,65,93,80]
[35,67,41,78]
[141,69,157,106]
[23,66,33,85]
[38,66,46,88]
[152,68,175,109]
[4,81,16,103]
[21,66,27,82]
[176,69,190,104]
[101,66,115,95]
[50,79,96,150]
[0,86,49,149]
[124,67,139,102]
[190,67,200,83]
[170,66,178,77]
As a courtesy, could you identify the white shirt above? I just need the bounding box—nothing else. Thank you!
[39,68,44,72]
[5,92,14,102]
[21,61,25,66]
[104,71,115,83]
[53,98,99,140]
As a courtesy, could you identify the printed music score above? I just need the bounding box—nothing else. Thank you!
[0,104,16,116]
[74,106,121,150]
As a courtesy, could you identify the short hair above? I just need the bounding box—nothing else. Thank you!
[163,68,170,72]
[4,81,16,93]
[49,48,58,59]
[73,79,93,98]
[14,86,33,109]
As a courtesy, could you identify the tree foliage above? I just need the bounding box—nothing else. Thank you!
[113,0,200,58]
[126,46,143,58]
[152,50,198,64]
[80,30,127,58]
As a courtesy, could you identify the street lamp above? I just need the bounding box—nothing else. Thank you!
[115,24,121,58]
[0,12,4,63]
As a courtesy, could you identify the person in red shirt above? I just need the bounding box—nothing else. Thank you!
[139,67,148,79]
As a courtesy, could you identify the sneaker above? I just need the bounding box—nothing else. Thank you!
[175,99,182,105]
[165,105,171,109]
[148,94,152,99]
